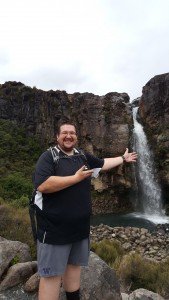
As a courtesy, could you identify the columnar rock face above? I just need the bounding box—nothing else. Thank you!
[0,81,136,214]
[138,73,169,203]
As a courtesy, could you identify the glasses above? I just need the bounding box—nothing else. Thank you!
[60,131,77,136]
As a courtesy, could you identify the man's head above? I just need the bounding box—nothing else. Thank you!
[56,121,77,152]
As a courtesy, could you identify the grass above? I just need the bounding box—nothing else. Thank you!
[0,199,36,259]
[91,240,169,298]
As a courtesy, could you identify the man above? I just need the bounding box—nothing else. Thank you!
[33,121,137,300]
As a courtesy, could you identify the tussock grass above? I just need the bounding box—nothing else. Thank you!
[91,239,124,267]
[0,200,36,259]
[91,240,169,298]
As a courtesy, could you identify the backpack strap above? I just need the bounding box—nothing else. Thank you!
[50,146,88,165]
[49,146,60,164]
[74,148,89,168]
[29,189,37,242]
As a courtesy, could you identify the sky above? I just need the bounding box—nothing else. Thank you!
[0,0,169,101]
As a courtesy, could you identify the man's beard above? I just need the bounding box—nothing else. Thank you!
[58,142,75,153]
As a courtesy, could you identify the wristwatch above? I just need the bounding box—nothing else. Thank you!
[121,155,125,162]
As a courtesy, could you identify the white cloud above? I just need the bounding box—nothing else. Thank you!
[1,0,169,100]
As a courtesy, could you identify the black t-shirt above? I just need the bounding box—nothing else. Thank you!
[33,148,104,245]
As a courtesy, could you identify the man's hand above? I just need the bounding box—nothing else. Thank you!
[38,166,93,193]
[75,166,93,182]
[123,148,138,162]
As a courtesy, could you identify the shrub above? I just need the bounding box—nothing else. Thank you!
[11,195,29,208]
[91,239,124,267]
[156,259,169,298]
[117,252,169,298]
[1,172,33,201]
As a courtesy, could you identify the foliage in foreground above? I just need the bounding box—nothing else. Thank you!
[91,240,169,298]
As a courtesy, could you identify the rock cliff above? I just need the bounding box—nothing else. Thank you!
[138,73,169,206]
[0,81,136,214]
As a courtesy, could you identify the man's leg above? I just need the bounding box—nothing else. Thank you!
[63,264,81,299]
[62,238,89,299]
[38,275,62,300]
[63,264,81,291]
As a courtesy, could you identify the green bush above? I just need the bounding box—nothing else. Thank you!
[1,172,33,201]
[11,195,29,208]
[0,118,43,203]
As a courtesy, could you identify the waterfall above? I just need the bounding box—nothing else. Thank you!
[133,107,164,218]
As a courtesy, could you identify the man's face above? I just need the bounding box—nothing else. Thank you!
[57,124,77,152]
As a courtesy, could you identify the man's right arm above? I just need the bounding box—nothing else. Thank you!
[37,166,93,193]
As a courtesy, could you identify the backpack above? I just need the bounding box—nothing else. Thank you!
[29,146,88,241]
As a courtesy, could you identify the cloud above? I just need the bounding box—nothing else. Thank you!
[0,49,9,66]
[1,0,169,100]
[20,64,90,92]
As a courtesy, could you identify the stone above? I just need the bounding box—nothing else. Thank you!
[123,242,132,250]
[77,252,122,300]
[0,237,31,278]
[0,284,37,300]
[0,261,37,291]
[128,288,165,300]
[140,235,146,241]
[140,228,148,235]
[121,293,129,300]
[24,272,40,293]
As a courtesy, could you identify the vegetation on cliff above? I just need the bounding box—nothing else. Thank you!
[0,118,43,204]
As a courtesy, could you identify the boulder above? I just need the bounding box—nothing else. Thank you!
[24,272,40,293]
[121,293,129,300]
[128,288,165,300]
[0,261,37,291]
[0,237,31,278]
[78,251,121,300]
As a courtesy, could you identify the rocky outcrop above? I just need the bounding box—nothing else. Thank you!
[0,81,136,214]
[138,73,169,205]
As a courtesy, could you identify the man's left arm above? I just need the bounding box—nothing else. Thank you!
[102,148,137,171]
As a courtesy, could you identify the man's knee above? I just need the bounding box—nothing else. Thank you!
[40,275,62,284]
[63,265,81,293]
[39,276,62,300]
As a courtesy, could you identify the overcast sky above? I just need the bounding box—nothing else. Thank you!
[0,0,169,101]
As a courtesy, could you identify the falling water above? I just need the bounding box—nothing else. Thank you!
[132,107,169,223]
